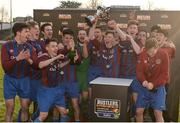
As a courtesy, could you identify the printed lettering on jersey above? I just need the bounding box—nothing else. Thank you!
[10,56,15,59]
[38,52,43,56]
[156,59,161,64]
[60,71,64,75]
[9,49,15,59]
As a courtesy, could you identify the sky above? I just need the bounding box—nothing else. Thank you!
[1,0,180,19]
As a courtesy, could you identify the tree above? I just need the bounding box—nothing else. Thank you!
[0,6,9,30]
[54,0,82,9]
[142,0,164,11]
[86,0,102,9]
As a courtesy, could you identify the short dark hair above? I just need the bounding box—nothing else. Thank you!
[12,22,28,36]
[105,30,114,36]
[157,28,168,37]
[145,38,158,50]
[150,25,161,32]
[26,21,38,29]
[127,20,139,27]
[40,23,52,32]
[63,28,74,36]
[45,38,58,46]
[95,25,102,30]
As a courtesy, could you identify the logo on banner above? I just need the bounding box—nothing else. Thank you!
[61,21,68,25]
[158,24,172,30]
[77,22,86,28]
[43,13,50,17]
[161,14,168,19]
[94,98,121,119]
[81,13,87,17]
[119,14,127,18]
[137,15,151,20]
[117,23,127,29]
[40,22,53,26]
[59,14,72,20]
[139,23,147,27]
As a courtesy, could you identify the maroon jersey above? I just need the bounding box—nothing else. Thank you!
[39,39,46,53]
[88,39,103,66]
[136,49,170,88]
[161,47,175,62]
[27,40,43,80]
[60,48,81,83]
[1,40,37,78]
[37,53,63,87]
[118,40,138,78]
[99,45,121,78]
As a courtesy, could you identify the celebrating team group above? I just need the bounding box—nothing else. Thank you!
[1,17,176,122]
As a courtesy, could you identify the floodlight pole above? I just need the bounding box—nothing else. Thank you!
[10,0,12,40]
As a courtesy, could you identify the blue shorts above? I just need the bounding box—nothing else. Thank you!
[30,79,41,101]
[136,85,166,111]
[64,82,79,99]
[3,74,30,100]
[130,78,143,93]
[37,85,65,112]
[88,66,102,83]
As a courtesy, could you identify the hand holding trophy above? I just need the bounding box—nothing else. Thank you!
[85,6,111,27]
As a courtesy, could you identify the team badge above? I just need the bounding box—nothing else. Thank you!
[156,59,161,64]
[144,60,147,63]
[10,56,15,59]
[106,65,110,69]
[10,49,14,53]
[60,71,64,75]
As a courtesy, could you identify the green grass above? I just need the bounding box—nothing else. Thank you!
[0,61,23,121]
[179,98,180,122]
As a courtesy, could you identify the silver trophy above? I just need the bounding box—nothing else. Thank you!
[85,6,111,27]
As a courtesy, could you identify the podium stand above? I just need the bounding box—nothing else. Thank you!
[89,77,133,121]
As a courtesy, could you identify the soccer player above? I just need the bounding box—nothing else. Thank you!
[107,19,123,46]
[1,22,37,121]
[34,38,68,122]
[156,28,175,62]
[61,29,83,121]
[76,29,89,100]
[156,28,176,121]
[40,23,53,52]
[88,19,104,98]
[137,29,148,50]
[150,25,161,38]
[76,29,89,120]
[136,38,169,122]
[26,21,43,120]
[112,20,141,119]
[99,31,121,77]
